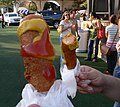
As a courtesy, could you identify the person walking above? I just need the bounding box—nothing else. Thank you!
[105,14,119,75]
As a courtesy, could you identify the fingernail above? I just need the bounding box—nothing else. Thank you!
[88,87,93,91]
[81,83,87,87]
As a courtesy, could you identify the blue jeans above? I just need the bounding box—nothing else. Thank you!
[113,102,120,107]
[60,36,63,64]
[113,52,120,107]
[87,37,100,60]
[113,64,120,77]
[60,36,63,43]
[107,51,117,75]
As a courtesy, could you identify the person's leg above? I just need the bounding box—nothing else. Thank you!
[3,22,5,28]
[113,65,120,77]
[113,55,120,107]
[2,21,4,28]
[60,36,63,64]
[111,51,117,73]
[113,101,120,107]
[85,39,94,61]
[107,51,117,75]
[106,53,112,75]
[113,52,120,77]
[93,37,100,61]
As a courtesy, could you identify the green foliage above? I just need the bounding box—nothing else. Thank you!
[28,2,37,11]
[0,0,13,6]
[79,0,87,9]
[44,2,52,10]
[73,0,87,9]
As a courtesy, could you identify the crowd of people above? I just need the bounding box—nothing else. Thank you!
[58,9,80,63]
[78,12,120,107]
[58,9,106,63]
[57,9,120,107]
[58,10,72,63]
[84,12,101,62]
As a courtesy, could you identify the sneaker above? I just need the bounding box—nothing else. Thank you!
[92,59,97,62]
[84,58,92,61]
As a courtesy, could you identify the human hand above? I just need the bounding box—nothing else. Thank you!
[76,65,105,94]
[71,25,76,30]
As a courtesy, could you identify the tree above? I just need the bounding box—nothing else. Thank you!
[72,0,87,9]
[28,1,37,11]
[79,0,87,9]
[0,0,14,6]
[0,0,15,13]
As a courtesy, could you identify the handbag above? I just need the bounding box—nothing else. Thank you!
[100,44,111,55]
[100,29,118,55]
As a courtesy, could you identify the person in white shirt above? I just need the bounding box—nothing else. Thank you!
[59,11,72,43]
[58,11,73,63]
[105,14,119,75]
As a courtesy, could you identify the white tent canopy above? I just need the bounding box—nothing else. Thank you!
[18,7,29,15]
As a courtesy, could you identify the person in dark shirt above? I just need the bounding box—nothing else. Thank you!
[1,14,5,28]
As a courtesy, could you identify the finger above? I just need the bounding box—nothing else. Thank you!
[77,86,94,94]
[80,65,92,72]
[81,80,91,84]
[77,80,91,87]
[77,86,89,94]
[76,76,80,83]
[77,82,88,87]
[78,90,89,94]
[75,75,84,82]
[89,86,103,93]
[80,67,100,80]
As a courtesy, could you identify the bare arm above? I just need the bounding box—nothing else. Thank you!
[105,32,108,38]
[59,25,71,33]
[103,74,120,102]
[96,20,102,29]
[105,27,108,38]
